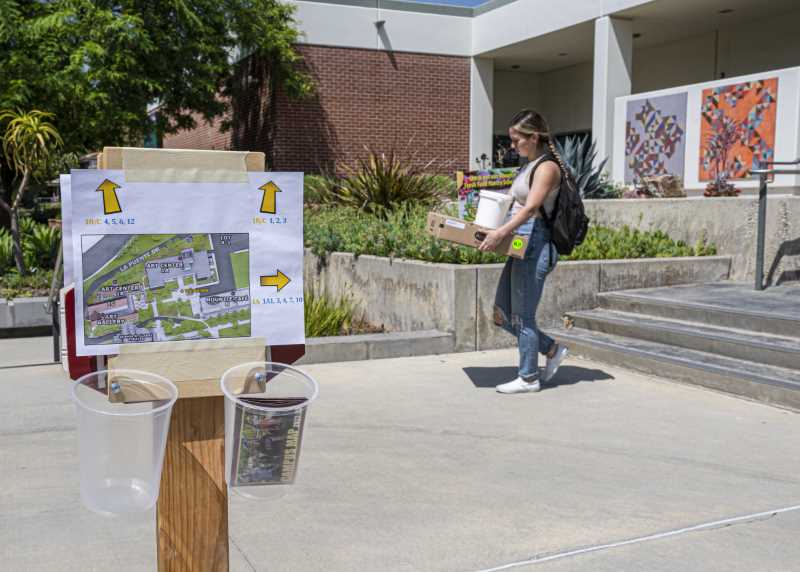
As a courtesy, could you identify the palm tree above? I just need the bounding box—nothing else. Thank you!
[0,109,63,275]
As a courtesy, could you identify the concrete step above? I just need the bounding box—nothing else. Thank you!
[546,326,800,411]
[569,309,800,371]
[298,330,455,365]
[598,288,800,338]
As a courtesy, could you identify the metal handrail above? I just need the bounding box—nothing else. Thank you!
[748,160,800,290]
[750,169,800,175]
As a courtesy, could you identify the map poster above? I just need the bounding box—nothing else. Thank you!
[68,170,304,356]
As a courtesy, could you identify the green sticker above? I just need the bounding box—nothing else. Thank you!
[512,238,523,250]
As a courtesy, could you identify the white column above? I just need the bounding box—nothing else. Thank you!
[470,57,494,170]
[592,16,633,170]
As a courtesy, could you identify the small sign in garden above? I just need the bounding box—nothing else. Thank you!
[64,169,305,356]
[456,167,518,217]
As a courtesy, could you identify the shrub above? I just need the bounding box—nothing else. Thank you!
[304,287,356,337]
[304,286,382,337]
[427,174,458,201]
[0,218,61,275]
[563,225,717,261]
[0,228,12,274]
[0,268,53,298]
[23,222,60,270]
[305,205,717,264]
[305,203,507,264]
[303,174,332,206]
[31,200,62,224]
[19,217,37,235]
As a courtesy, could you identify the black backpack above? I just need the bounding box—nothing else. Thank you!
[527,155,590,256]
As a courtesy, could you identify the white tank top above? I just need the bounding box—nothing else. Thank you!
[509,156,560,220]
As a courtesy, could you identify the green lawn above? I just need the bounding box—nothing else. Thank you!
[219,321,251,338]
[91,322,122,337]
[175,299,194,317]
[85,317,120,338]
[151,286,176,304]
[114,235,172,268]
[158,298,198,321]
[137,304,154,323]
[230,250,250,290]
[171,319,206,336]
[157,299,178,316]
[206,309,249,327]
[192,234,212,253]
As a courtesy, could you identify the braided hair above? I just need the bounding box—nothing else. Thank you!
[509,109,568,174]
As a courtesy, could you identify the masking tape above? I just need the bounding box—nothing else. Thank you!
[121,148,250,183]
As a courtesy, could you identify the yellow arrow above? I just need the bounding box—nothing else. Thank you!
[96,179,122,214]
[258,181,281,214]
[260,270,291,291]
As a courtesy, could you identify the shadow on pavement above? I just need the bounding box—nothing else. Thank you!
[463,365,614,389]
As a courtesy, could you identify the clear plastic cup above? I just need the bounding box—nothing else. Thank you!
[220,362,319,499]
[71,369,178,514]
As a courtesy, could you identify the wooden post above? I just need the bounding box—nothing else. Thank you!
[97,147,298,572]
[157,396,228,571]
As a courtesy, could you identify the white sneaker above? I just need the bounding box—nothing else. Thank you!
[496,377,541,394]
[544,344,569,382]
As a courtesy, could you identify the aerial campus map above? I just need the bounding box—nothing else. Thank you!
[81,233,251,346]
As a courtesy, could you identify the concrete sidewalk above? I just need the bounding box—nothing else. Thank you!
[1,337,799,571]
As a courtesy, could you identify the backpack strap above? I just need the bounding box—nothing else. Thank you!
[525,155,560,223]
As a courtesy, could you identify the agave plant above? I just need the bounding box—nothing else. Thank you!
[554,135,610,199]
[319,147,451,217]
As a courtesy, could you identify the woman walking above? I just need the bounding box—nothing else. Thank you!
[478,109,569,393]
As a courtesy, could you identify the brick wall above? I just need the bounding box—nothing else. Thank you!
[163,45,471,175]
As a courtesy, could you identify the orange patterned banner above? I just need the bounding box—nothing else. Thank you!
[699,78,778,182]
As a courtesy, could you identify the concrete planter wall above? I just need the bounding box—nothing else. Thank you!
[0,297,52,336]
[305,252,478,352]
[305,250,731,352]
[584,195,800,284]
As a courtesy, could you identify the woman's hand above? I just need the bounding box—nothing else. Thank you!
[478,229,508,251]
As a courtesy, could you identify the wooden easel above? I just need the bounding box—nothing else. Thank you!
[95,147,304,571]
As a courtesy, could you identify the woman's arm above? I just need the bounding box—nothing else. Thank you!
[478,161,560,251]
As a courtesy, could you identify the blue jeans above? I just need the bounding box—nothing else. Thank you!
[493,218,558,381]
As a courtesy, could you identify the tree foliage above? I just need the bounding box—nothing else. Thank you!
[0,0,311,158]
[0,108,63,274]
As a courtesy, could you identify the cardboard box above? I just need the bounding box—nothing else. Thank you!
[426,212,528,259]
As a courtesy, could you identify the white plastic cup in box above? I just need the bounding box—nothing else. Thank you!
[71,369,178,515]
[220,361,319,499]
[474,190,513,229]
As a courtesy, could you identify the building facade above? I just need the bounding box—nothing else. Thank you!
[163,0,800,190]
